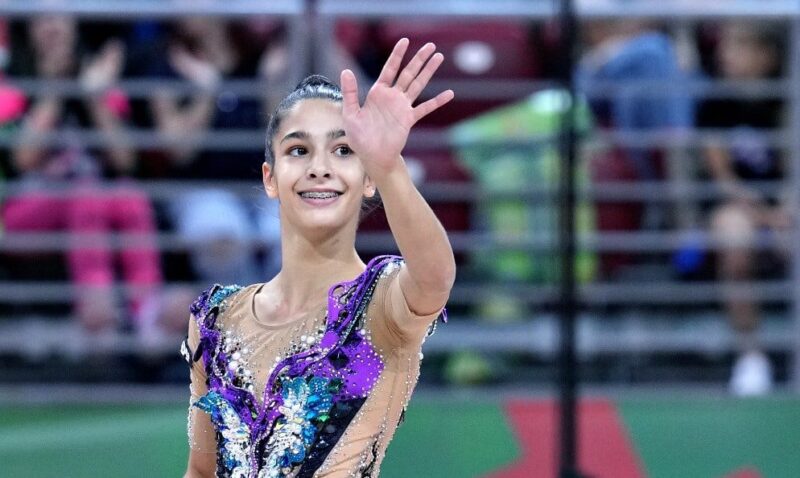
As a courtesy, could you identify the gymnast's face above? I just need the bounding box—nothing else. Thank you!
[263,99,375,236]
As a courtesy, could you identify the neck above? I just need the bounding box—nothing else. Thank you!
[270,222,365,313]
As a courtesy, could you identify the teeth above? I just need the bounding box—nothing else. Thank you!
[300,191,339,199]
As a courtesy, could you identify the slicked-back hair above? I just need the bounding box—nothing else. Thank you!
[264,75,342,167]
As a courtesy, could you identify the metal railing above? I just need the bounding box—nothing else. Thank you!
[1,0,799,387]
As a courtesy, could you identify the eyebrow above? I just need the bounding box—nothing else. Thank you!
[279,129,346,145]
[328,129,346,140]
[280,131,308,144]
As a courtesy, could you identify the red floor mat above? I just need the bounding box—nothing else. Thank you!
[485,399,645,478]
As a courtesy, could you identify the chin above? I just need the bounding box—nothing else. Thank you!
[281,195,361,236]
[293,211,359,237]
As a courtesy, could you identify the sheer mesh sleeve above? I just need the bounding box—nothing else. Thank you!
[371,262,443,351]
[186,315,217,453]
[315,262,438,476]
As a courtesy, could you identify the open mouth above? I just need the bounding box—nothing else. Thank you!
[298,191,341,199]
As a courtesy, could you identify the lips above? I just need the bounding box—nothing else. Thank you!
[297,189,343,206]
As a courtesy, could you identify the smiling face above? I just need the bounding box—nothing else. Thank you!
[263,98,375,239]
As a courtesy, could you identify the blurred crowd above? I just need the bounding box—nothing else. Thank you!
[0,15,790,394]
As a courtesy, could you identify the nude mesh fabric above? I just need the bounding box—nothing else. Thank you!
[186,263,440,476]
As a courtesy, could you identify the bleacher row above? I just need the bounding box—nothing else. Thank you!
[0,0,799,388]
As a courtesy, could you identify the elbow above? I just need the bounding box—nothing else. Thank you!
[13,149,42,173]
[441,257,457,293]
[419,257,456,298]
[184,450,216,478]
[184,466,213,478]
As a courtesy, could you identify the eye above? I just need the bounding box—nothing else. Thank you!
[333,145,352,157]
[287,146,307,157]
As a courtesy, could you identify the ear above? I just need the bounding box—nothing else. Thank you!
[263,162,278,199]
[363,175,376,198]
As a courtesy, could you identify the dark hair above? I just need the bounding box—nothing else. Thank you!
[263,74,382,219]
[264,74,343,167]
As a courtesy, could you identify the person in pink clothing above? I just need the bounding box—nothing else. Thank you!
[2,16,162,333]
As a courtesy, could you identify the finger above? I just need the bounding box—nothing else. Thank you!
[340,69,360,118]
[395,42,436,92]
[102,41,125,71]
[406,52,444,102]
[102,39,125,57]
[412,89,455,123]
[376,38,409,86]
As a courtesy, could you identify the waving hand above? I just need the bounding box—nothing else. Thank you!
[340,38,454,180]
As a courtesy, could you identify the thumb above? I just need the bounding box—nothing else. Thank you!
[103,40,125,66]
[340,69,360,118]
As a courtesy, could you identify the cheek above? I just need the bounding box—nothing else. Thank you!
[347,173,372,199]
[339,158,368,183]
[273,161,301,188]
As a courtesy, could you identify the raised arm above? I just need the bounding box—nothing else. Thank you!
[81,40,135,175]
[341,39,456,316]
[12,96,61,173]
[151,46,218,165]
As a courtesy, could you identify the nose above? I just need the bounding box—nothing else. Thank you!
[306,152,332,179]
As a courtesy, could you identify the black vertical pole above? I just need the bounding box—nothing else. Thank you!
[556,0,584,477]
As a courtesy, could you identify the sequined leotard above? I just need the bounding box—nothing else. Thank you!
[181,255,446,477]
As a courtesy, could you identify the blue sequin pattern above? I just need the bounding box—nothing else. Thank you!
[260,376,342,477]
[209,285,244,310]
[194,391,253,478]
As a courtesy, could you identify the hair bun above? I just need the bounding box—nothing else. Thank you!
[295,74,336,90]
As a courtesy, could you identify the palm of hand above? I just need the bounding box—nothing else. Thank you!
[169,45,220,90]
[81,41,125,93]
[340,39,453,179]
[343,83,414,171]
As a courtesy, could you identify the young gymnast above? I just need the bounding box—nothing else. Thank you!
[182,38,456,477]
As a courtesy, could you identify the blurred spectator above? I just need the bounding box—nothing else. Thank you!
[451,90,596,293]
[1,16,162,333]
[579,20,693,176]
[140,17,282,286]
[446,90,596,384]
[696,21,788,396]
[0,17,27,203]
[578,20,693,276]
[0,19,9,72]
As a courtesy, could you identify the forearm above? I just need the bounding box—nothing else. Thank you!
[705,145,760,203]
[152,94,214,163]
[13,137,45,173]
[87,97,135,174]
[12,97,62,172]
[375,161,456,296]
[184,464,214,478]
[706,146,737,183]
[341,39,457,308]
[155,87,216,133]
[184,463,214,478]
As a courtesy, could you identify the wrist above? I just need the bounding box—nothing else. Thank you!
[371,160,415,193]
[365,155,407,185]
[194,71,222,93]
